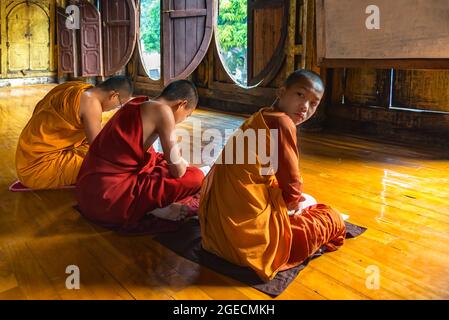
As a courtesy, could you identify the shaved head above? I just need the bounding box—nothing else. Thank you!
[284,69,324,93]
[97,75,133,96]
[159,80,199,109]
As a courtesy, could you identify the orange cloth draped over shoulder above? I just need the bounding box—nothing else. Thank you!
[198,107,346,281]
[15,81,93,189]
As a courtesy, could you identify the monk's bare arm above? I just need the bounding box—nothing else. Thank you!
[141,102,187,178]
[79,93,103,145]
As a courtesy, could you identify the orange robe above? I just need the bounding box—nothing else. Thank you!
[198,107,346,281]
[15,81,93,189]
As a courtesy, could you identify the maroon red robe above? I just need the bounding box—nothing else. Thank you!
[76,97,204,232]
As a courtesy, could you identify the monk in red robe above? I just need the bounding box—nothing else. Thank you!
[76,80,204,231]
[199,70,347,281]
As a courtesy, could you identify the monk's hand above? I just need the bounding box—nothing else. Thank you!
[167,156,189,178]
[287,195,313,216]
[180,157,190,167]
[287,202,301,216]
[288,209,296,216]
[288,208,302,216]
[298,193,318,212]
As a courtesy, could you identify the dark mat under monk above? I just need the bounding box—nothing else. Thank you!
[73,193,201,236]
[73,205,182,235]
[154,218,367,297]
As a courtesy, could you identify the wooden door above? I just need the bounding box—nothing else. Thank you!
[162,0,213,85]
[29,4,51,71]
[7,4,31,73]
[247,0,288,86]
[57,6,76,74]
[80,1,103,76]
[7,3,50,74]
[101,0,137,76]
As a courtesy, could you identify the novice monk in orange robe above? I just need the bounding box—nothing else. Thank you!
[15,76,133,189]
[76,80,204,231]
[198,70,346,282]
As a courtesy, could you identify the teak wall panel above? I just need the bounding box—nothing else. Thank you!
[344,68,390,107]
[394,70,449,113]
[247,0,287,86]
[251,7,283,77]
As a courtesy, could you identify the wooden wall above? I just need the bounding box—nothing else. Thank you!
[325,67,449,147]
[394,70,449,112]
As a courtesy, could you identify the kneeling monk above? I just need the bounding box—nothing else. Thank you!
[198,70,347,281]
[76,80,204,230]
[15,76,133,189]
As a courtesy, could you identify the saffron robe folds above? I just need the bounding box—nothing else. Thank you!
[15,81,93,189]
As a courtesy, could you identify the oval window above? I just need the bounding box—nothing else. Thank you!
[139,0,161,80]
[215,0,288,88]
[216,0,248,87]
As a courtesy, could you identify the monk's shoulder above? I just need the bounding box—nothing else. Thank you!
[140,100,175,123]
[262,110,296,132]
[79,90,102,116]
[80,88,98,102]
[141,100,170,114]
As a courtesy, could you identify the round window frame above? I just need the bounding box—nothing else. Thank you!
[212,0,290,88]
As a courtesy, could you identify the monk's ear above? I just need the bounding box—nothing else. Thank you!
[177,99,188,110]
[277,86,286,99]
[171,100,183,111]
[109,90,119,100]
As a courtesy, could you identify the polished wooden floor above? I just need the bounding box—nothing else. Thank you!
[0,84,448,299]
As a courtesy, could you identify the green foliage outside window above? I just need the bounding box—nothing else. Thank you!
[140,0,161,54]
[217,0,248,85]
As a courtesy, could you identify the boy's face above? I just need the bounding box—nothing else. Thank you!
[277,77,324,126]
